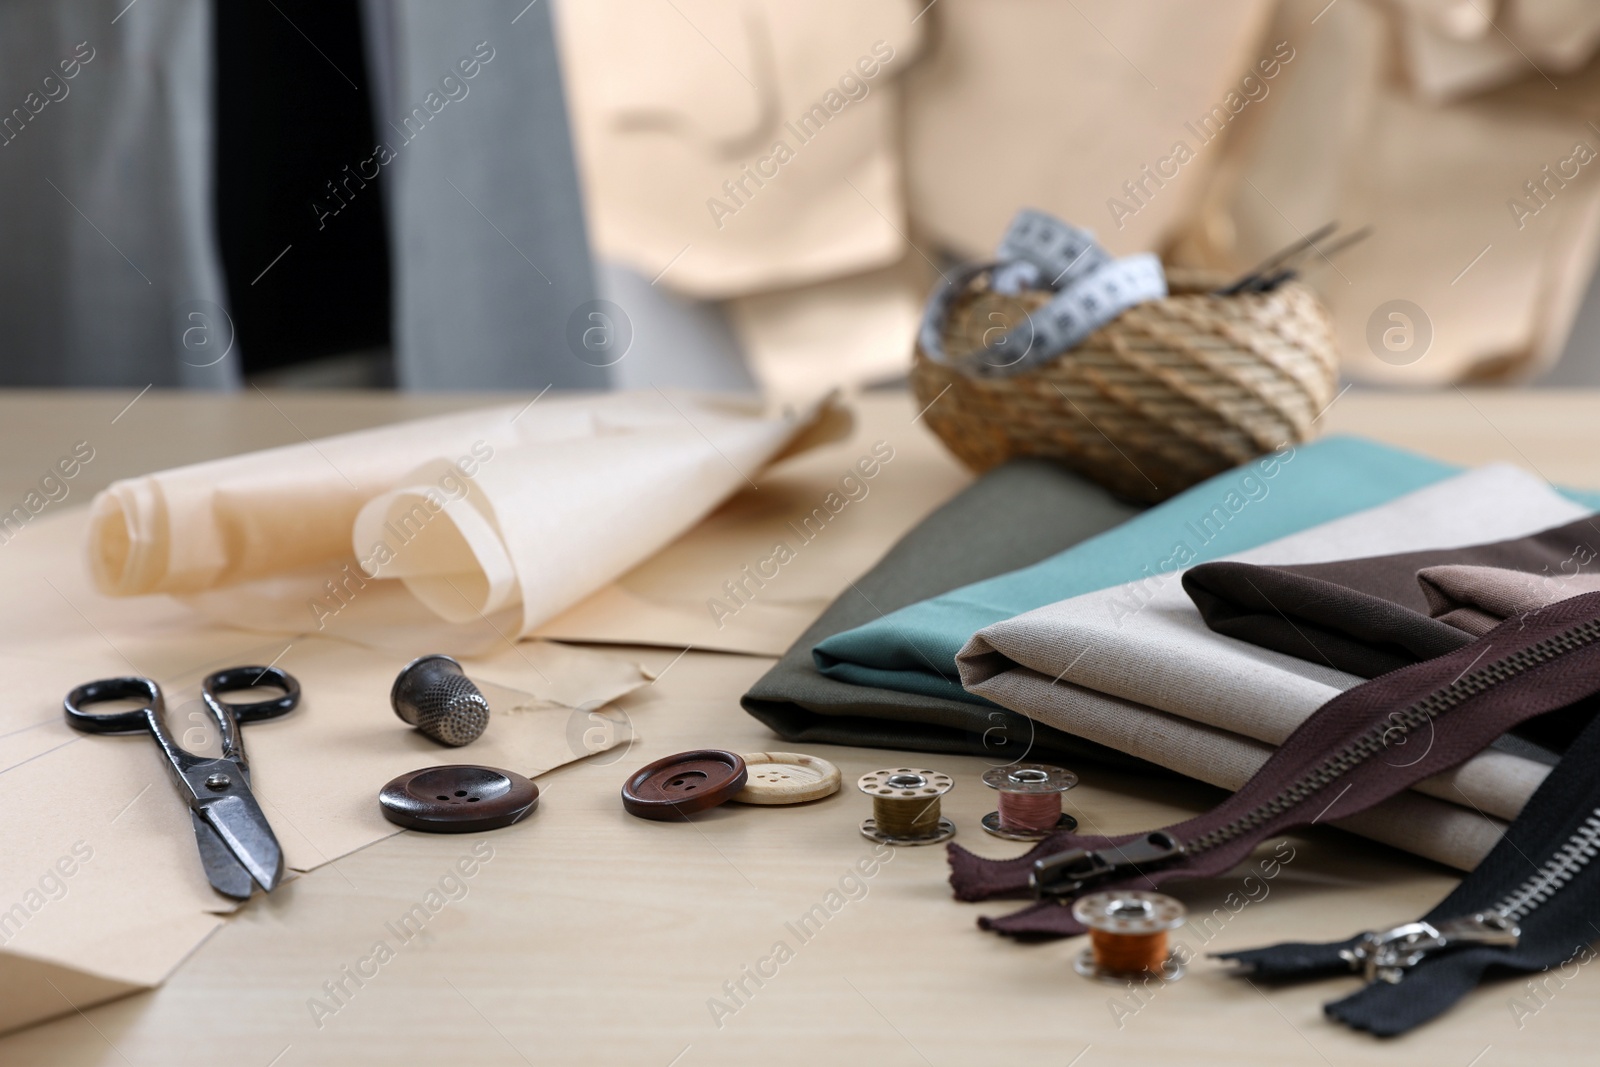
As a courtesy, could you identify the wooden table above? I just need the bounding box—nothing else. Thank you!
[2,386,1598,1066]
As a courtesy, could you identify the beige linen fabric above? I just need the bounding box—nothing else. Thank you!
[901,0,1277,260]
[553,0,923,299]
[1178,0,1600,385]
[959,465,1592,869]
[1393,0,1600,102]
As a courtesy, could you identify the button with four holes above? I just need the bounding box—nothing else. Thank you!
[621,749,747,820]
[733,751,841,805]
[379,765,539,833]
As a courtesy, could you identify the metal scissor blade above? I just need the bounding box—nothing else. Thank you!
[197,790,284,893]
[190,810,256,900]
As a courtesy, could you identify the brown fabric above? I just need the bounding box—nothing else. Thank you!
[1183,515,1600,678]
[1419,564,1600,636]
[1182,515,1600,753]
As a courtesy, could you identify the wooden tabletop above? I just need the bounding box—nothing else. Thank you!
[2,386,1599,1066]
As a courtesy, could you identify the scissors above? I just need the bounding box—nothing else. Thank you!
[64,666,300,899]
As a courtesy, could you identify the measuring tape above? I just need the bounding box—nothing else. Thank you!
[995,208,1110,292]
[920,210,1167,377]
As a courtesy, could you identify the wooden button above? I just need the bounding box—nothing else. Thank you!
[379,765,539,833]
[621,749,747,820]
[732,751,841,805]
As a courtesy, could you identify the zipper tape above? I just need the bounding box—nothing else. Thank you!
[1217,704,1600,1036]
[917,210,1167,378]
[949,591,1600,938]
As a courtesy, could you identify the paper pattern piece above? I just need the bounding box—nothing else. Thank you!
[1,507,647,1036]
[87,391,848,646]
[170,394,963,660]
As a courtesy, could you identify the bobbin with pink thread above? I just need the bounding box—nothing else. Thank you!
[980,763,1078,840]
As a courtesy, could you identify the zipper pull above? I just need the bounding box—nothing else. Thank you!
[1031,831,1184,899]
[1339,912,1519,984]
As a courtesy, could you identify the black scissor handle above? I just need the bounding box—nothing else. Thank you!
[63,676,162,735]
[202,666,299,723]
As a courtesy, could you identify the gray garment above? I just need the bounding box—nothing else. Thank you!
[599,261,757,394]
[370,0,606,390]
[0,0,234,388]
[0,0,602,390]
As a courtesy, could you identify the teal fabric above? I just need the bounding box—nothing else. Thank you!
[814,435,1600,705]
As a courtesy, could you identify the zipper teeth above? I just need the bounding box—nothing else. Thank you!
[1491,810,1600,922]
[1183,617,1600,856]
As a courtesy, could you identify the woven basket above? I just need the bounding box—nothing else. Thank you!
[911,267,1339,503]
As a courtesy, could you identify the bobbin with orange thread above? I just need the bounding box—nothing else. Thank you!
[857,768,955,845]
[1071,891,1187,982]
[980,763,1078,840]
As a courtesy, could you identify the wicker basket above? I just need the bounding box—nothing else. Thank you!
[911,267,1339,503]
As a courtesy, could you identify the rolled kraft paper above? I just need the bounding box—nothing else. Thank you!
[353,402,848,636]
[88,392,846,600]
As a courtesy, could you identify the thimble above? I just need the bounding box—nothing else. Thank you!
[391,655,490,747]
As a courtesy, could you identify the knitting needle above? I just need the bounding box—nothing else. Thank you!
[1250,225,1373,292]
[1215,221,1340,295]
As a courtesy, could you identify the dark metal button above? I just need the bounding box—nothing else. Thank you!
[621,749,747,820]
[379,765,538,833]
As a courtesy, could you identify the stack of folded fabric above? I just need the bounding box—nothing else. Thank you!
[743,434,1600,871]
[742,459,1148,768]
[744,428,1600,1037]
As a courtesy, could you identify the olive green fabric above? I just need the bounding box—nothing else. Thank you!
[741,459,1155,768]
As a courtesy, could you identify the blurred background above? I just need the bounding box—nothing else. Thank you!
[7,0,1600,396]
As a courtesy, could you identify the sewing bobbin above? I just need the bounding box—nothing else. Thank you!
[1072,891,1187,983]
[980,763,1078,840]
[857,768,955,845]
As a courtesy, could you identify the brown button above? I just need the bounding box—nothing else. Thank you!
[379,765,538,833]
[621,749,747,820]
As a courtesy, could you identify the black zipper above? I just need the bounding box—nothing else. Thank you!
[1218,695,1600,1035]
[1489,809,1600,920]
[1334,807,1600,984]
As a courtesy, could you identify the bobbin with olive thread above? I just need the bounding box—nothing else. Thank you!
[857,768,955,845]
[1072,891,1187,983]
[980,763,1078,840]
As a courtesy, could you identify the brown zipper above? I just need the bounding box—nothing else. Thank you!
[949,592,1600,939]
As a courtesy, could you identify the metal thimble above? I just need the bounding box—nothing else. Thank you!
[390,655,490,747]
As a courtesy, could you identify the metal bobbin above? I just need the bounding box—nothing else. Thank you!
[980,763,1078,840]
[1072,891,1187,983]
[857,768,955,846]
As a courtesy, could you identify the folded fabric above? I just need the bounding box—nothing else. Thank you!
[815,436,1468,705]
[88,391,845,638]
[1420,563,1600,636]
[956,466,1599,870]
[742,459,1151,766]
[1183,515,1600,678]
